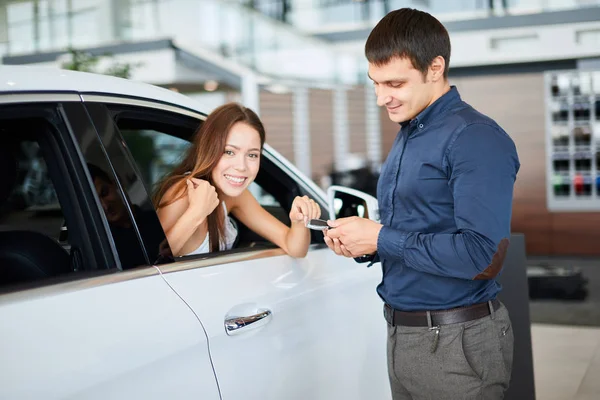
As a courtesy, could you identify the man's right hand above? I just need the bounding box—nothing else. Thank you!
[324,234,354,258]
[323,216,382,258]
[186,178,219,219]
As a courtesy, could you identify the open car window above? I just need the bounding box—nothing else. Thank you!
[95,102,319,262]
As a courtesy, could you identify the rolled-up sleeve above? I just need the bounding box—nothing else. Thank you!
[377,123,520,280]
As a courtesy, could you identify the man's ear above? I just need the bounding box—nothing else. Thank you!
[428,56,446,82]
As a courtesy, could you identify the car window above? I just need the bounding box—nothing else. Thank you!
[84,103,172,267]
[0,138,64,243]
[119,128,189,190]
[96,104,316,257]
[118,127,285,212]
[0,106,103,290]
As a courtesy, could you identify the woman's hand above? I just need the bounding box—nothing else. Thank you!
[186,178,219,219]
[289,195,321,226]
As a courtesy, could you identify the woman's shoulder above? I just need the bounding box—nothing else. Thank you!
[159,177,188,207]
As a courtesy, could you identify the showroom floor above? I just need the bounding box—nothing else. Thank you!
[532,324,600,400]
[529,257,600,399]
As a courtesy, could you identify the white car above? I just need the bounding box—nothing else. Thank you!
[0,66,390,400]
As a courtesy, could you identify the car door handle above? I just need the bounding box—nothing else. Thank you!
[224,309,272,336]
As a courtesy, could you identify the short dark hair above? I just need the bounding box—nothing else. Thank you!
[87,163,113,184]
[365,8,451,79]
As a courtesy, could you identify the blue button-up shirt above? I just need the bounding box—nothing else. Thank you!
[375,86,520,311]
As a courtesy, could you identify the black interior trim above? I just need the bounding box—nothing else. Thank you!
[59,102,121,270]
[109,105,202,133]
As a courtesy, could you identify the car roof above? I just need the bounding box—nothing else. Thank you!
[0,65,205,112]
[0,65,328,203]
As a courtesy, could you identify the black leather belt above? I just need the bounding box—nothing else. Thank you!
[384,299,501,327]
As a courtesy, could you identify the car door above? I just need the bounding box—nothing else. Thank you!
[161,156,391,400]
[96,99,391,400]
[0,97,220,400]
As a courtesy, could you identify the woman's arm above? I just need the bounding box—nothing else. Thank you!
[230,190,320,258]
[157,178,219,256]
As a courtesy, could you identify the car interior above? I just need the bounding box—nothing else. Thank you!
[0,104,326,291]
[0,117,76,289]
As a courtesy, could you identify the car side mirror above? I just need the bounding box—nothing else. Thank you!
[326,185,379,222]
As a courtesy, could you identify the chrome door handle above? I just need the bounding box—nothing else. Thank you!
[224,309,272,336]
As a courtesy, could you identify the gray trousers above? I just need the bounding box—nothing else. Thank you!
[386,303,514,400]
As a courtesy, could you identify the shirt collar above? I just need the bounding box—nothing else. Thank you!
[401,85,461,129]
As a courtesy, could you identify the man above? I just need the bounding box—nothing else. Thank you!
[324,8,520,400]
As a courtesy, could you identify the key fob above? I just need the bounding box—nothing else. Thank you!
[306,218,333,231]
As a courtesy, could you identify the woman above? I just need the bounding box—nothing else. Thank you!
[153,103,321,257]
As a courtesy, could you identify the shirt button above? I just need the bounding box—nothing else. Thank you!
[418,123,424,129]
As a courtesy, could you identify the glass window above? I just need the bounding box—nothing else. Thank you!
[94,103,327,255]
[107,105,306,252]
[0,111,80,290]
[248,181,280,207]
[85,161,155,269]
[61,102,148,271]
[116,114,286,211]
[119,128,190,188]
[119,126,284,211]
[1,139,62,240]
[84,103,171,267]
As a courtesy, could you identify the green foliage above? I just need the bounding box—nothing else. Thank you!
[60,47,141,79]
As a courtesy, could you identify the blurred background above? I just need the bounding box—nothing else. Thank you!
[2,1,600,398]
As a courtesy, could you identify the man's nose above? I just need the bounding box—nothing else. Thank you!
[376,90,392,107]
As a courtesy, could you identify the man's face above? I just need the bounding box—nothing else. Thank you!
[368,57,435,123]
[94,177,128,226]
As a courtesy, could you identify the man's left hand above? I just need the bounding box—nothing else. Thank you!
[323,217,382,258]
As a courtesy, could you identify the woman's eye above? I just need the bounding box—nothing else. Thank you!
[248,153,259,159]
[224,150,234,156]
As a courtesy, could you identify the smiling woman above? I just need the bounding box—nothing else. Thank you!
[153,102,321,258]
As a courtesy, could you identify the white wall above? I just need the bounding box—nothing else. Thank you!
[334,20,600,71]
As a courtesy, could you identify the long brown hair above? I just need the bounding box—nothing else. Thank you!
[153,103,266,252]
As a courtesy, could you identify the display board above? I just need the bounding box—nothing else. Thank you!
[545,70,600,211]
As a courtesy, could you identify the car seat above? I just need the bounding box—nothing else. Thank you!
[0,146,71,286]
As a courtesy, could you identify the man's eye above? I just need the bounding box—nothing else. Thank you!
[100,186,109,197]
[390,82,403,88]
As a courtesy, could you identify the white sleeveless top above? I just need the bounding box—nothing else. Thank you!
[185,201,238,256]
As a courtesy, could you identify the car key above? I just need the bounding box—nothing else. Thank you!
[306,218,333,231]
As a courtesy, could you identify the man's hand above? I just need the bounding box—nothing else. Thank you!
[323,216,383,258]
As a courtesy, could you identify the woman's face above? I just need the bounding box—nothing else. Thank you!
[211,122,262,197]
